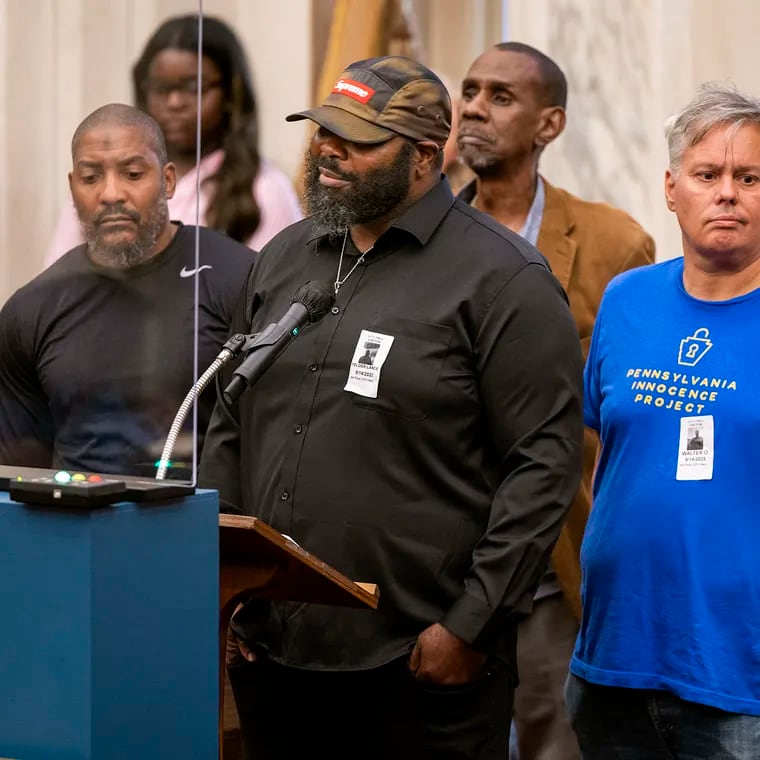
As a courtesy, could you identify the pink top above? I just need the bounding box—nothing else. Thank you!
[44,150,303,267]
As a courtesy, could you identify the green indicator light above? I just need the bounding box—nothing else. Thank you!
[291,327,300,336]
[54,471,72,484]
[154,459,172,468]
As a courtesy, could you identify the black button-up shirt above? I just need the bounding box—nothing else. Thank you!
[200,178,583,669]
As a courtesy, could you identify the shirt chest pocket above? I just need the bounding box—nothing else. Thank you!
[352,316,453,421]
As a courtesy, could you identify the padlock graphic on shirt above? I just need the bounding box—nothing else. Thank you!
[677,328,713,367]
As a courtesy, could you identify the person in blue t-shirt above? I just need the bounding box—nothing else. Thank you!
[566,82,760,758]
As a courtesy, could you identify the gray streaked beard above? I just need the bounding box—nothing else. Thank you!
[83,187,169,269]
[458,146,503,177]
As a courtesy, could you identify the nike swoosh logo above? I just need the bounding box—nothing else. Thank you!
[180,265,213,278]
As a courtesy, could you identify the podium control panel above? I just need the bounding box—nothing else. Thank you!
[8,472,128,508]
[0,465,195,507]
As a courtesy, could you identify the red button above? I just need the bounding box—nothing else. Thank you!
[88,474,103,483]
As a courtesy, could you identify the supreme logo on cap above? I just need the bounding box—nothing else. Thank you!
[332,78,375,104]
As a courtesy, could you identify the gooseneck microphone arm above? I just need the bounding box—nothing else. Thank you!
[223,280,336,405]
[155,281,335,480]
[221,307,306,405]
[154,332,259,480]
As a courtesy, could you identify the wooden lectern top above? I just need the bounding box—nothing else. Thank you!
[219,513,378,609]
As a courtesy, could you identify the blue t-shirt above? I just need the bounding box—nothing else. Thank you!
[572,257,760,716]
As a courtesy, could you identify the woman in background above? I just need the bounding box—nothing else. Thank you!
[45,14,302,266]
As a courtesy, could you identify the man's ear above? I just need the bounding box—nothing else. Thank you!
[535,106,566,148]
[414,141,440,176]
[664,169,676,211]
[68,171,74,193]
[164,162,177,200]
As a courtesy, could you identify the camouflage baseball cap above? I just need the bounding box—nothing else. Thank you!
[286,56,451,146]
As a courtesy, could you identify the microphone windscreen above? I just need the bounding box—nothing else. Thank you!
[292,281,336,324]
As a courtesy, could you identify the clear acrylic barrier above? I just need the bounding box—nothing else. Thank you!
[0,3,265,487]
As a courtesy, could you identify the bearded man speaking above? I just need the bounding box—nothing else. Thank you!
[200,56,584,760]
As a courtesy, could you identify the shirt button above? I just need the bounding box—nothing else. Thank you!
[331,305,340,315]
[294,424,303,434]
[309,363,318,372]
[280,490,289,501]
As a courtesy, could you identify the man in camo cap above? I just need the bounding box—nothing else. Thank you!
[286,55,452,145]
[201,55,583,760]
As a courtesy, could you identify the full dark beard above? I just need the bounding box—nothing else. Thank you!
[302,141,415,234]
[82,187,169,268]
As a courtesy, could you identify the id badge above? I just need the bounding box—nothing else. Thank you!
[344,329,394,398]
[676,415,714,480]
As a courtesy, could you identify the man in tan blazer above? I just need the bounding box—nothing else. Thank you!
[456,42,655,760]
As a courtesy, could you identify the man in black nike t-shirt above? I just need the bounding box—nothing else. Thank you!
[0,103,253,475]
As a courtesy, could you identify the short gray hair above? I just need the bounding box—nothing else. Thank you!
[666,82,760,176]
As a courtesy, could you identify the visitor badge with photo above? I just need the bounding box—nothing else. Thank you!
[344,329,394,398]
[676,415,714,480]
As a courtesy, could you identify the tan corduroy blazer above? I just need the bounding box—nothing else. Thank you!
[536,178,656,619]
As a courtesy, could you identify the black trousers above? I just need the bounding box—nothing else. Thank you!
[228,654,514,759]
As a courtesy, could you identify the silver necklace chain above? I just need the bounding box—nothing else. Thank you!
[334,228,373,294]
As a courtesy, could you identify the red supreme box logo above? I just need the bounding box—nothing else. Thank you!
[332,78,375,104]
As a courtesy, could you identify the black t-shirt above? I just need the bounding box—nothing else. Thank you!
[0,223,254,475]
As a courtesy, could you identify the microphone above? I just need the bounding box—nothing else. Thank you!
[223,280,335,404]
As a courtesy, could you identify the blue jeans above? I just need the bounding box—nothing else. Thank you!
[565,673,760,759]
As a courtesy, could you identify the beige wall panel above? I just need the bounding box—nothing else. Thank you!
[414,0,503,86]
[156,0,234,17]
[50,0,84,219]
[4,0,57,299]
[81,0,133,105]
[652,0,694,261]
[689,0,760,93]
[232,0,312,180]
[0,0,8,299]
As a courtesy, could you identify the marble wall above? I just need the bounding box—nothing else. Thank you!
[507,0,760,261]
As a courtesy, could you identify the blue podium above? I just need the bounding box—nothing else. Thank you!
[0,489,219,760]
